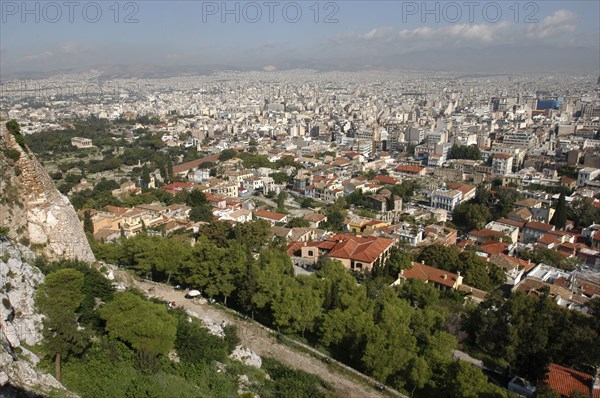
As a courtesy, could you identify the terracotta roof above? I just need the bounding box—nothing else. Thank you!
[304,213,327,222]
[538,234,559,246]
[447,183,476,196]
[493,153,513,159]
[326,234,394,264]
[479,240,508,255]
[525,221,555,232]
[396,164,424,174]
[545,363,600,398]
[496,218,525,228]
[105,205,129,215]
[172,153,221,174]
[373,175,399,185]
[402,262,461,289]
[253,210,287,221]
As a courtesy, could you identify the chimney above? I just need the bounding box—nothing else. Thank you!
[442,274,448,280]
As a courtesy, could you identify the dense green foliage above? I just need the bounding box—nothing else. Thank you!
[550,193,568,229]
[100,292,178,356]
[417,245,505,291]
[6,120,28,152]
[34,260,326,398]
[465,292,600,382]
[93,232,505,397]
[520,247,580,271]
[449,144,481,160]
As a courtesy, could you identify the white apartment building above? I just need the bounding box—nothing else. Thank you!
[492,153,514,176]
[577,168,600,187]
[431,189,463,212]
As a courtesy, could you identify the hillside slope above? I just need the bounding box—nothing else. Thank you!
[0,122,95,263]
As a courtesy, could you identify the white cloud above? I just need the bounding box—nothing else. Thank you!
[23,51,53,61]
[526,9,578,39]
[60,42,86,54]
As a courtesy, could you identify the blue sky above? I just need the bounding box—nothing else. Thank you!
[1,1,599,73]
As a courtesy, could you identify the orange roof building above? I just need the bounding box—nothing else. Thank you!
[396,261,464,290]
[544,363,600,398]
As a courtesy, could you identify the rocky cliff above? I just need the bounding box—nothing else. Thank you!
[0,239,77,397]
[0,123,95,263]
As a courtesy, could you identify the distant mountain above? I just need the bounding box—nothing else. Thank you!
[2,44,598,79]
[0,64,251,80]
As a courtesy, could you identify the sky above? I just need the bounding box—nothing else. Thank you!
[1,1,599,74]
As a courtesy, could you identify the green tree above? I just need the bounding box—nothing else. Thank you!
[452,203,492,231]
[36,268,86,381]
[286,217,310,228]
[219,149,237,161]
[277,191,288,213]
[189,206,213,222]
[174,311,230,364]
[550,193,568,229]
[100,292,177,357]
[83,210,94,235]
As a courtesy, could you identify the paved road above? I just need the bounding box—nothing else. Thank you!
[116,272,399,398]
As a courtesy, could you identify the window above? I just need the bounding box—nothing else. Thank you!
[308,250,314,256]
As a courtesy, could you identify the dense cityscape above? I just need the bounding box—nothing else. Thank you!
[1,1,600,398]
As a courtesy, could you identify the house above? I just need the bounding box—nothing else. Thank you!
[303,213,327,228]
[347,217,390,234]
[492,153,513,175]
[431,189,463,212]
[543,363,600,398]
[395,164,426,176]
[290,234,394,272]
[253,210,288,225]
[521,221,555,243]
[422,225,457,246]
[325,234,394,272]
[367,188,402,213]
[393,261,463,291]
[219,209,252,223]
[489,253,534,285]
[508,207,533,223]
[446,183,476,202]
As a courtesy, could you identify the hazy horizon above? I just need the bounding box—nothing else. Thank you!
[1,1,599,77]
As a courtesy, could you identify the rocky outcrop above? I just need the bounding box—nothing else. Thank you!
[0,240,43,348]
[230,345,262,368]
[0,240,77,397]
[0,123,95,263]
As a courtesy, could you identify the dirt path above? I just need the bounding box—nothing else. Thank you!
[121,274,396,398]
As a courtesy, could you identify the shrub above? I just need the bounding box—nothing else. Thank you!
[3,148,21,162]
[2,297,11,309]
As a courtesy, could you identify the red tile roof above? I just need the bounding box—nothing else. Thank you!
[396,164,424,174]
[403,262,461,289]
[525,221,555,232]
[253,210,287,221]
[373,175,399,185]
[326,234,394,264]
[545,363,600,398]
[479,240,509,255]
[172,154,221,174]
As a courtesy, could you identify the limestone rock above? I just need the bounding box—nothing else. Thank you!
[0,124,95,263]
[230,345,262,368]
[0,241,45,347]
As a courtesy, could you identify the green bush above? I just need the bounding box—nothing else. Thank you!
[3,148,21,162]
